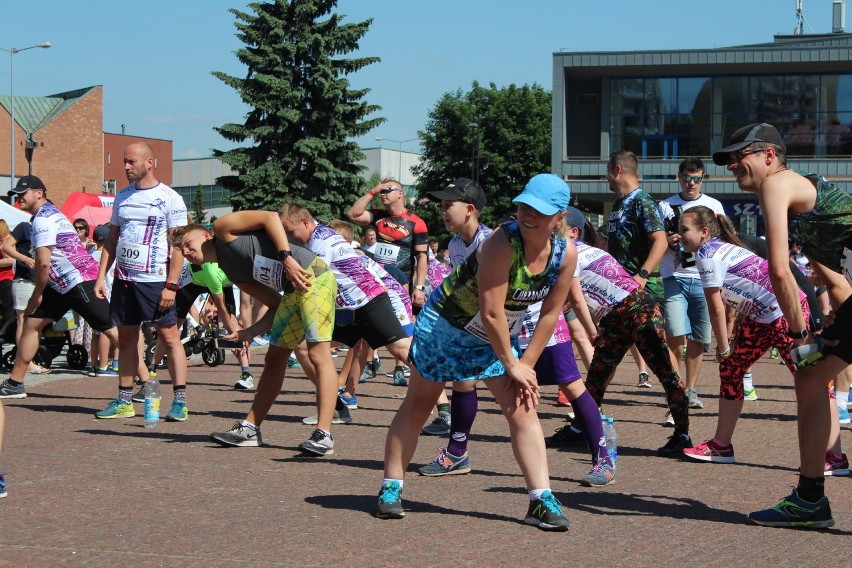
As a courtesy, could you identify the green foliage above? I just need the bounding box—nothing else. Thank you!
[212,0,384,219]
[192,184,208,225]
[412,81,552,242]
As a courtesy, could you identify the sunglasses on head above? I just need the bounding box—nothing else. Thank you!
[682,174,703,184]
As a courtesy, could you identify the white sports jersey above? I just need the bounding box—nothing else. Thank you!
[110,182,188,283]
[305,224,385,309]
[696,237,802,324]
[659,193,725,278]
[447,224,492,269]
[576,242,638,320]
[31,202,100,294]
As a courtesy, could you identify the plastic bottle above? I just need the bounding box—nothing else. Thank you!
[144,374,161,428]
[604,417,617,465]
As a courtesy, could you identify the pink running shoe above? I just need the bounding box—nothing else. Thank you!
[556,390,571,407]
[824,452,850,477]
[682,439,735,464]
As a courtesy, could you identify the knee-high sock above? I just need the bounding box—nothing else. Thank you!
[446,388,478,457]
[571,390,606,462]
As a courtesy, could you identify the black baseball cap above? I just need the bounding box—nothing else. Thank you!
[93,224,111,241]
[8,175,47,196]
[564,207,586,232]
[712,123,786,166]
[427,177,486,211]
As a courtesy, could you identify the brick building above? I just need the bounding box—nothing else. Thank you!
[0,85,171,207]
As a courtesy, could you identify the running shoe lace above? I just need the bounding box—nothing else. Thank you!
[379,483,401,504]
[540,492,563,515]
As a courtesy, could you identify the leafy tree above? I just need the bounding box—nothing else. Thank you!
[412,81,552,243]
[212,0,384,218]
[192,184,208,225]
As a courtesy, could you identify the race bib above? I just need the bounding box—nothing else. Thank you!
[117,241,149,271]
[463,309,526,342]
[374,242,400,264]
[253,256,284,290]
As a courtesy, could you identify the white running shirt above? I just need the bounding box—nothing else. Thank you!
[110,182,188,283]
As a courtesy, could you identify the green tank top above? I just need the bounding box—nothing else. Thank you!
[431,220,567,340]
[790,171,852,277]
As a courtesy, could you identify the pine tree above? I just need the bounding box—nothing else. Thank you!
[212,0,384,218]
[192,184,208,225]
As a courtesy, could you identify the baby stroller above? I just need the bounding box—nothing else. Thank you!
[0,310,88,371]
[144,305,238,369]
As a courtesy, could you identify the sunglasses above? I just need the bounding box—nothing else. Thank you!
[681,175,703,184]
[75,226,87,231]
[727,147,765,165]
[379,187,400,195]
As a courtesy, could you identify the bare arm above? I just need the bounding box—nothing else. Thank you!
[703,287,731,359]
[566,274,597,342]
[759,177,810,340]
[634,230,668,286]
[94,225,120,299]
[25,246,52,315]
[1,235,33,268]
[347,184,381,226]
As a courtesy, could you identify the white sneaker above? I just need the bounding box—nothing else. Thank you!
[663,412,675,427]
[233,372,254,390]
[210,422,263,447]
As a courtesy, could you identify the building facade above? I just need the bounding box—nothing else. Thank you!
[552,32,852,234]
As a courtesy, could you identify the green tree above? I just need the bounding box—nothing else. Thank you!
[212,0,384,218]
[192,184,208,225]
[412,81,552,242]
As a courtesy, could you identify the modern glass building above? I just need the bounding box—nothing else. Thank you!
[552,32,852,232]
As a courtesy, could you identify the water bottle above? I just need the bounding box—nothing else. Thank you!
[790,341,825,370]
[143,374,161,428]
[604,417,618,465]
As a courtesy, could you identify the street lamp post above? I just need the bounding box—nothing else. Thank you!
[1,42,52,191]
[375,136,419,185]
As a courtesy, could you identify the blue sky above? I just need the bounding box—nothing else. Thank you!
[1,0,839,159]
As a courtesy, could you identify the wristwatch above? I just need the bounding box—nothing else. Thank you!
[636,268,650,279]
[414,285,426,292]
[164,282,180,292]
[787,328,809,340]
[277,250,292,261]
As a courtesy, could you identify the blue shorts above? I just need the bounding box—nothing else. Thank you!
[110,280,178,328]
[531,340,581,386]
[662,276,710,344]
[409,300,520,383]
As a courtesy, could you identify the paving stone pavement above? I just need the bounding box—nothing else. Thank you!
[0,347,849,567]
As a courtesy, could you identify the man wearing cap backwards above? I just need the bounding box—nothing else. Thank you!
[418,178,492,444]
[713,122,852,529]
[377,173,575,531]
[0,176,120,400]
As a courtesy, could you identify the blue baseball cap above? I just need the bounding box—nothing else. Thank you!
[512,174,570,215]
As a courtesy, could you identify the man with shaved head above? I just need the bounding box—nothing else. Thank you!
[93,142,189,423]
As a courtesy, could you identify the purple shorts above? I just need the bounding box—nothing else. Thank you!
[532,340,581,386]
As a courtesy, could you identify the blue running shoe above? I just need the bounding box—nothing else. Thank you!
[748,489,834,529]
[377,480,404,519]
[165,400,188,422]
[0,473,6,498]
[582,458,616,487]
[98,367,119,377]
[95,398,135,419]
[287,355,302,369]
[524,490,569,531]
[338,390,357,409]
[419,448,471,476]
